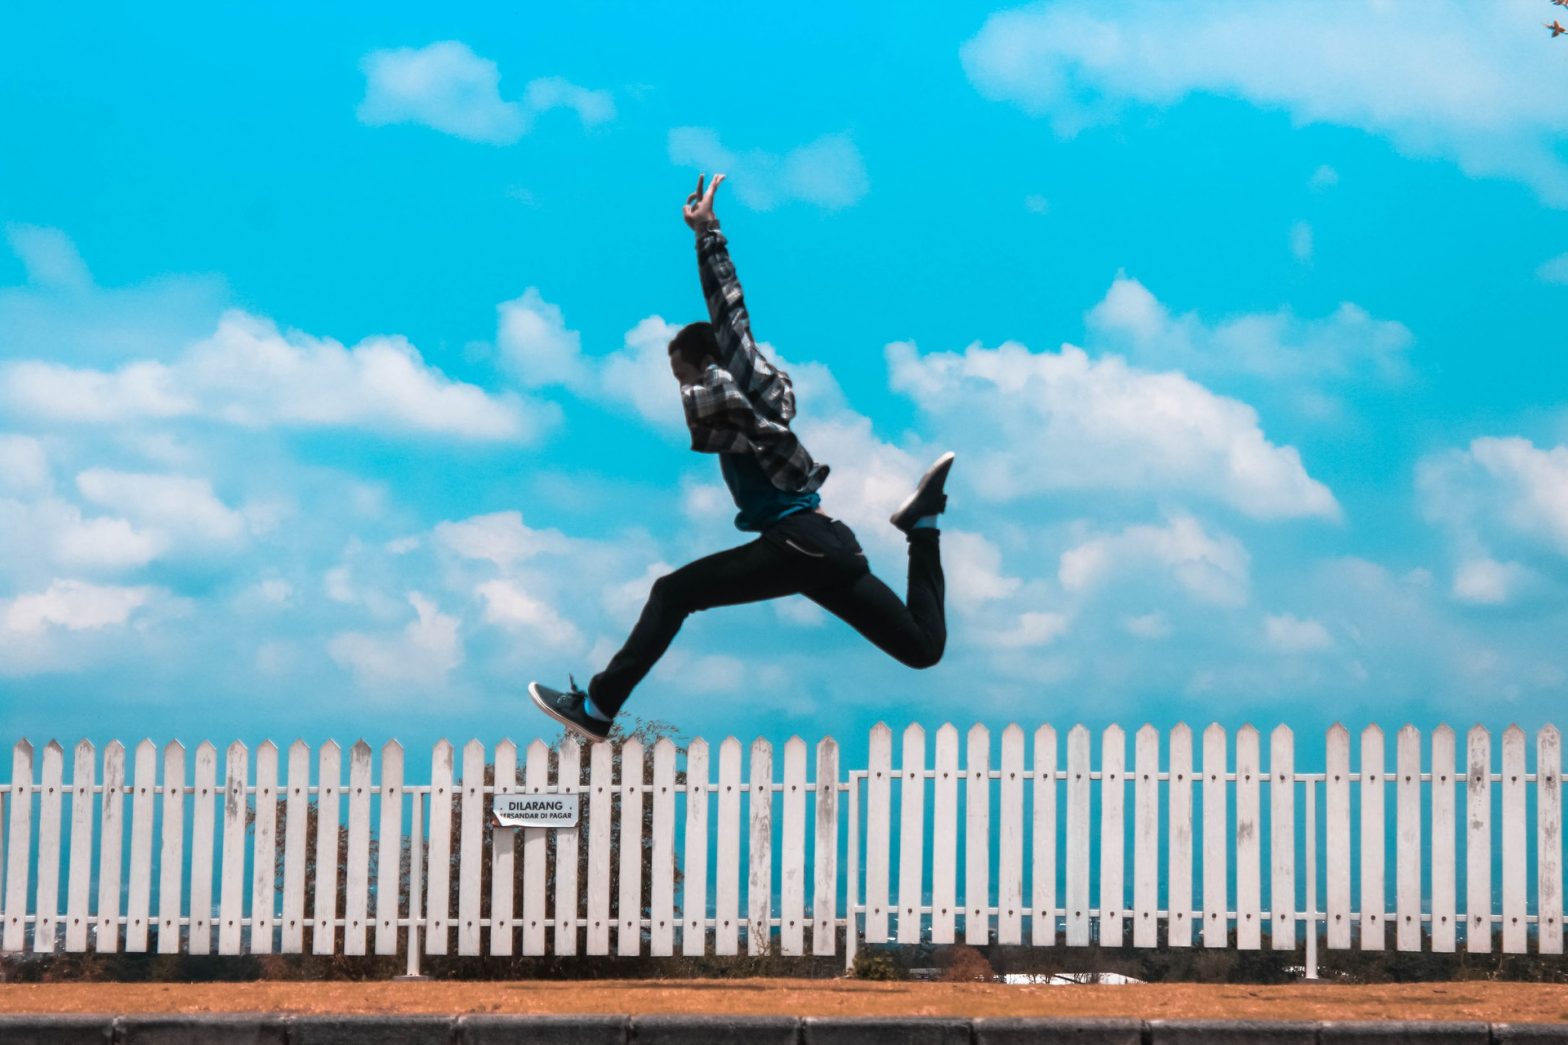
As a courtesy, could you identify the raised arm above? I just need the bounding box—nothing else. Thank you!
[682,173,768,388]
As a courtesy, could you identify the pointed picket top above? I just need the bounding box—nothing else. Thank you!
[936,722,959,749]
[719,735,742,761]
[967,723,990,775]
[746,736,767,769]
[104,738,124,761]
[350,739,373,759]
[378,739,400,763]
[654,736,679,761]
[624,738,645,777]
[1002,722,1024,746]
[783,735,805,764]
[903,722,926,749]
[870,722,892,743]
[1136,723,1158,745]
[1202,722,1226,744]
[1397,723,1419,744]
[259,739,279,758]
[44,738,64,759]
[1271,723,1293,744]
[1361,723,1385,745]
[288,738,309,759]
[1103,723,1125,751]
[1034,723,1056,762]
[494,738,517,761]
[12,738,34,761]
[195,739,217,758]
[526,737,550,764]
[1503,723,1525,745]
[1238,723,1259,743]
[1067,723,1090,750]
[1542,723,1562,746]
[135,737,155,758]
[556,733,580,757]
[73,738,95,760]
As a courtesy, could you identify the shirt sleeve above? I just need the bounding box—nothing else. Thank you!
[696,228,765,389]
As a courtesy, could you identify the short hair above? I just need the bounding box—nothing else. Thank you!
[668,321,719,370]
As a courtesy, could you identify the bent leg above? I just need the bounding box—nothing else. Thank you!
[809,530,945,668]
[591,538,801,717]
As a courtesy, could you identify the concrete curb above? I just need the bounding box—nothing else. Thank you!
[3,1014,1568,1043]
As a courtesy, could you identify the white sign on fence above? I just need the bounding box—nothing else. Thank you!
[492,792,579,828]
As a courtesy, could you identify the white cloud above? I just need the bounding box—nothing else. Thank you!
[434,511,571,569]
[668,127,869,211]
[1060,514,1250,607]
[1419,437,1568,556]
[979,610,1069,650]
[1289,221,1314,263]
[1,309,538,441]
[600,316,687,429]
[2,579,155,634]
[1538,253,1568,285]
[1452,557,1527,605]
[76,469,249,545]
[1124,612,1171,639]
[523,76,615,127]
[329,592,463,689]
[961,1,1568,205]
[0,435,49,495]
[497,287,589,389]
[358,41,525,143]
[475,578,585,650]
[943,530,1022,612]
[357,42,612,144]
[1264,612,1333,653]
[1309,165,1340,191]
[5,224,91,292]
[887,338,1338,520]
[1086,274,1411,383]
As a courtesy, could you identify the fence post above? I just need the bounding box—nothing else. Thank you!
[399,788,426,980]
[1305,775,1318,980]
[844,770,860,973]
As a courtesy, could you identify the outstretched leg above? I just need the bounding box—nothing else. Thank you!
[589,537,802,718]
[807,528,945,668]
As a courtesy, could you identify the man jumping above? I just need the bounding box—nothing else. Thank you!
[529,173,953,740]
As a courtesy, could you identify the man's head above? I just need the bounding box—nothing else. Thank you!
[668,321,718,384]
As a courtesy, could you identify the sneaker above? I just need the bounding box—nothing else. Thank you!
[527,677,612,743]
[890,451,955,532]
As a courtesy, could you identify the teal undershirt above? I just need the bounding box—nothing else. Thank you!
[720,452,820,532]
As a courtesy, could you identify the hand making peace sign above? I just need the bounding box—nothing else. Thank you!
[683,172,725,232]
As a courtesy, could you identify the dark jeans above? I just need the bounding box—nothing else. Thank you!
[590,511,945,717]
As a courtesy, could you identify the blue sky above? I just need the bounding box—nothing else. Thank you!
[3,1,1567,762]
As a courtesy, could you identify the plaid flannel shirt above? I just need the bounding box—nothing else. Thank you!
[681,227,830,494]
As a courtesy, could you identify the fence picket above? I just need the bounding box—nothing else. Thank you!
[157,741,186,955]
[96,741,126,954]
[1168,725,1193,948]
[373,741,402,956]
[426,740,454,956]
[651,738,677,956]
[253,741,278,956]
[344,740,372,956]
[65,741,95,952]
[998,724,1024,946]
[1132,726,1158,948]
[1396,726,1421,952]
[523,740,549,956]
[1466,726,1492,953]
[1032,726,1057,947]
[931,724,958,945]
[311,741,340,956]
[1431,725,1457,952]
[1269,726,1295,950]
[780,736,806,956]
[865,724,891,944]
[185,743,217,957]
[586,740,613,956]
[1098,726,1125,947]
[1065,725,1090,946]
[897,726,927,946]
[715,737,741,955]
[3,741,33,953]
[126,740,156,953]
[491,739,517,957]
[1326,724,1350,950]
[812,738,838,956]
[965,724,991,946]
[1359,726,1386,950]
[748,738,772,956]
[218,741,249,955]
[683,739,709,957]
[1236,726,1260,951]
[553,739,581,956]
[1540,727,1564,955]
[458,739,485,956]
[1202,725,1227,948]
[282,741,309,954]
[619,738,645,957]
[35,741,64,953]
[1501,725,1527,954]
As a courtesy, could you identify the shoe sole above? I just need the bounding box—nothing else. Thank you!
[528,681,609,743]
[890,451,956,529]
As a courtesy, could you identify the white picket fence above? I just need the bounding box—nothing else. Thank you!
[0,723,1563,976]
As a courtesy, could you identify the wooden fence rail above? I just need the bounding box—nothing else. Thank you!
[0,723,1563,975]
